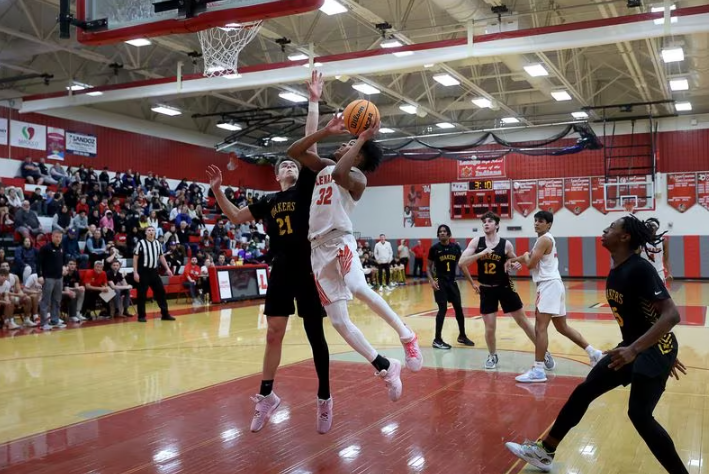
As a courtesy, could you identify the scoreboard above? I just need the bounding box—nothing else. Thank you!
[450,180,512,219]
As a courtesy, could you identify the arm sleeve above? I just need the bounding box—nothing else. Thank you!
[633,260,670,301]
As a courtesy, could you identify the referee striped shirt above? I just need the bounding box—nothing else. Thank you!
[134,238,163,270]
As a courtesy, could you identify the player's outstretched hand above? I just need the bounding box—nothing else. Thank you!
[307,70,323,101]
[359,119,381,141]
[206,165,222,189]
[607,346,637,371]
[325,114,348,135]
[670,358,687,380]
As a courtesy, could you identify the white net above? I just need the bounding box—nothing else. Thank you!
[197,21,262,77]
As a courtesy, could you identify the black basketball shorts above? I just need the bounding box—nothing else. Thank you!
[479,284,524,315]
[264,261,325,318]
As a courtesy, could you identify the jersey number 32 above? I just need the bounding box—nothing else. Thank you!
[316,187,333,205]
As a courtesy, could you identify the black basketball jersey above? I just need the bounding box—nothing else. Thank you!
[428,242,461,281]
[249,167,316,261]
[605,254,672,348]
[475,237,510,286]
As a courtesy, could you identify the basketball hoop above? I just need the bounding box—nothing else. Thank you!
[623,199,636,214]
[198,21,262,77]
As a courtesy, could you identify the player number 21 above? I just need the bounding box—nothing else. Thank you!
[316,187,333,205]
[484,262,497,275]
[276,215,293,236]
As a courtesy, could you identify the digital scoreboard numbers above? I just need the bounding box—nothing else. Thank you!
[450,180,512,219]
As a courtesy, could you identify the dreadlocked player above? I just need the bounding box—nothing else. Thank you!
[505,215,688,474]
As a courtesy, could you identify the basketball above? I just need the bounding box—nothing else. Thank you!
[343,99,380,135]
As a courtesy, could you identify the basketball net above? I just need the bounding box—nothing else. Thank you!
[623,199,635,214]
[198,21,262,77]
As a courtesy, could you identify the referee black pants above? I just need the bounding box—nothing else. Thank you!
[136,268,170,319]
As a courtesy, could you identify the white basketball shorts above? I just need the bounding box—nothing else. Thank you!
[311,233,363,306]
[535,279,566,317]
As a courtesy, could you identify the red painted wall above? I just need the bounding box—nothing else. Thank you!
[0,107,277,190]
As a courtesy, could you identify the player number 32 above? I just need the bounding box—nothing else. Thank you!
[316,187,333,205]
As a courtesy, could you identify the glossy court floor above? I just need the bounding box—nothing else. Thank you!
[1,278,708,474]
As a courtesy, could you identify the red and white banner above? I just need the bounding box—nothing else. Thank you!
[537,179,564,214]
[667,173,697,213]
[564,177,591,215]
[404,184,431,227]
[698,172,709,211]
[512,181,537,217]
[457,159,506,180]
[591,177,610,214]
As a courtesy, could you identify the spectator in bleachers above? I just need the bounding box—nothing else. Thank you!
[63,182,79,210]
[28,188,47,216]
[37,158,58,185]
[86,167,98,186]
[164,241,183,275]
[164,223,177,245]
[62,229,88,268]
[99,167,110,192]
[0,187,8,227]
[176,179,188,192]
[50,162,70,188]
[76,196,90,215]
[200,230,214,256]
[86,229,107,265]
[88,192,101,211]
[107,260,132,318]
[20,157,44,185]
[1,261,33,328]
[82,260,109,316]
[182,256,203,305]
[100,210,115,233]
[176,220,191,247]
[71,209,88,235]
[47,192,63,217]
[216,254,227,267]
[14,201,43,240]
[7,187,22,211]
[88,208,101,227]
[138,214,150,233]
[122,169,137,195]
[175,205,192,228]
[147,210,162,236]
[211,220,228,250]
[239,221,251,242]
[103,242,121,267]
[62,259,86,322]
[52,204,72,233]
[127,226,141,253]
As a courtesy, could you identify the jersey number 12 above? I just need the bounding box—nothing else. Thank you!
[484,262,497,275]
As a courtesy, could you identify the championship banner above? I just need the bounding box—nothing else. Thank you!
[404,184,431,227]
[10,120,46,151]
[564,177,591,215]
[537,179,564,214]
[66,131,97,157]
[0,118,7,146]
[457,158,506,180]
[698,173,709,211]
[512,180,537,217]
[667,173,697,213]
[47,127,65,160]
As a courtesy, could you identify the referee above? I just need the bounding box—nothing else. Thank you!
[133,226,175,322]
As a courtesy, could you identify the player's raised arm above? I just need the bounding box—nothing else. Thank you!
[206,165,254,225]
[287,115,343,172]
[306,70,322,153]
[331,121,379,200]
[459,237,491,267]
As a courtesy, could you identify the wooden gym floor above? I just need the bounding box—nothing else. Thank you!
[0,278,707,474]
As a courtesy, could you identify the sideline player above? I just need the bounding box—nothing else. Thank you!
[287,115,422,403]
[459,211,554,370]
[505,215,688,474]
[207,71,331,433]
[427,225,475,349]
[509,211,602,383]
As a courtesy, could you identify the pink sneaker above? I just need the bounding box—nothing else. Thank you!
[401,333,423,372]
[316,397,333,434]
[376,358,403,402]
[249,392,281,432]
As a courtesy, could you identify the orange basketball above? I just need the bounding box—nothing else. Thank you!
[342,99,380,135]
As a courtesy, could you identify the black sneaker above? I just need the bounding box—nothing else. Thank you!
[457,336,475,346]
[138,317,147,323]
[161,315,176,321]
[432,339,452,350]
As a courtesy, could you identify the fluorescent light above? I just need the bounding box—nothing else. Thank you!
[423,63,435,68]
[352,83,381,95]
[523,63,549,77]
[217,122,242,131]
[319,0,347,15]
[399,104,417,114]
[86,91,103,96]
[67,84,86,91]
[271,137,288,142]
[669,78,689,91]
[278,92,308,103]
[661,47,684,63]
[379,128,396,134]
[472,97,492,108]
[125,38,151,47]
[436,122,455,129]
[651,4,677,24]
[501,117,520,124]
[392,51,414,57]
[551,90,572,101]
[432,74,460,86]
[571,111,589,119]
[675,101,692,111]
[381,39,403,48]
[151,105,182,116]
[288,53,308,61]
[302,62,323,67]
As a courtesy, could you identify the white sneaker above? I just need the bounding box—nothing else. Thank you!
[78,314,88,322]
[316,397,333,434]
[484,354,499,370]
[505,440,554,472]
[6,319,21,330]
[249,392,281,432]
[50,321,67,329]
[23,317,38,328]
[41,324,52,331]
[515,367,547,383]
[376,358,403,402]
[401,333,423,372]
[70,317,80,323]
[544,351,556,371]
[589,349,604,367]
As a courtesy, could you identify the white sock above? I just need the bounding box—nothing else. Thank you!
[325,300,378,362]
[534,361,545,370]
[584,345,596,355]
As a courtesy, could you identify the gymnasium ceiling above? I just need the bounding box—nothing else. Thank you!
[0,0,708,152]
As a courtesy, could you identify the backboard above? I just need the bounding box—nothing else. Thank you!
[76,0,324,45]
[603,175,655,213]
